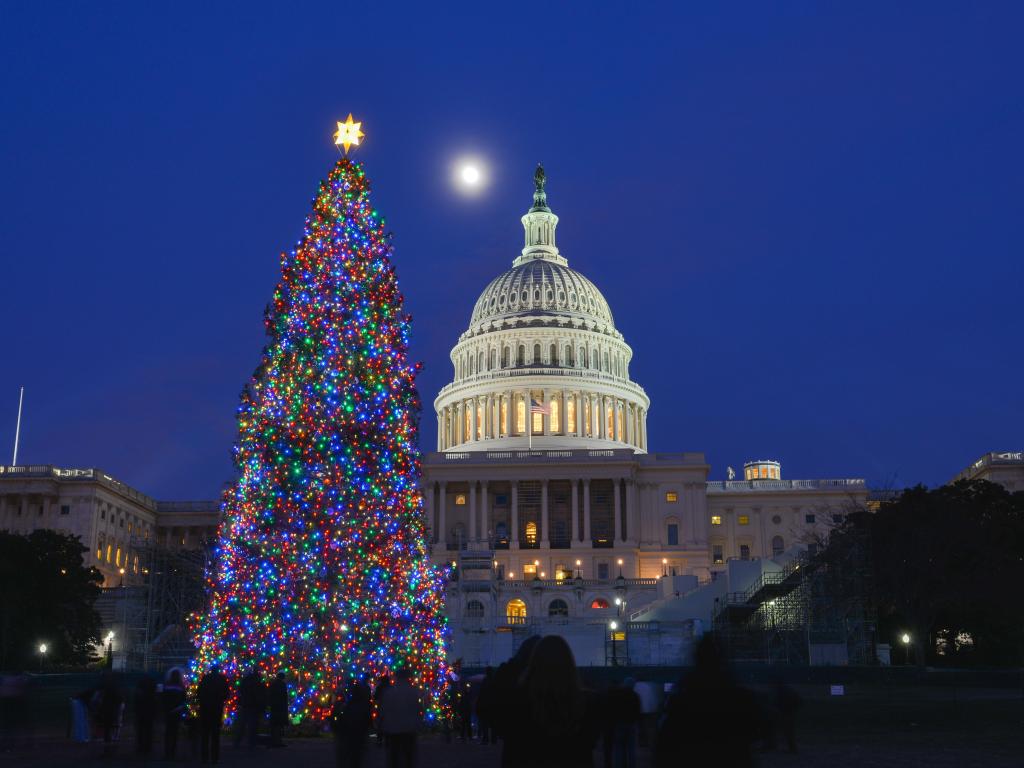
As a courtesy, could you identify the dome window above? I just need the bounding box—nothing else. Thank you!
[547,290,553,302]
[521,290,529,302]
[558,291,565,303]
[533,289,541,302]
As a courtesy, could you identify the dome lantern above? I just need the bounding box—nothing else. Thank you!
[516,163,567,267]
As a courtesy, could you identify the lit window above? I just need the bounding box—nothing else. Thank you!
[590,597,609,609]
[525,521,538,545]
[738,515,750,525]
[566,397,576,433]
[115,547,122,567]
[711,516,722,525]
[550,398,560,433]
[760,466,767,478]
[506,599,527,622]
[523,563,537,576]
[712,544,724,564]
[665,492,678,503]
[554,566,570,580]
[106,544,112,563]
[454,494,467,506]
[516,397,526,433]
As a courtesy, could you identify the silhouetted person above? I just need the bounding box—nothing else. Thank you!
[162,670,186,759]
[235,669,265,748]
[604,678,640,768]
[134,676,157,755]
[491,634,542,763]
[476,667,496,745]
[655,636,759,768]
[197,665,231,764]
[331,681,372,768]
[269,671,289,747]
[373,675,391,748]
[503,635,603,768]
[774,680,801,753]
[457,679,474,741]
[379,668,422,768]
[96,672,123,755]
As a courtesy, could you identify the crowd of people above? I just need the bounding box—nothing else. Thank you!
[28,634,797,767]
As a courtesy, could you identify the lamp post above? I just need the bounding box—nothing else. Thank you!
[900,632,912,665]
[606,618,614,667]
[37,642,47,672]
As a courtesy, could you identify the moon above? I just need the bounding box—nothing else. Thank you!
[452,157,488,196]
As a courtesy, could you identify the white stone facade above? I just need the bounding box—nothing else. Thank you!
[0,465,218,587]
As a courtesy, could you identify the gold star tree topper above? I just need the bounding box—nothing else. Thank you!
[333,114,365,154]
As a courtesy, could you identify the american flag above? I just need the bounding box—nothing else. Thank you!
[530,398,551,415]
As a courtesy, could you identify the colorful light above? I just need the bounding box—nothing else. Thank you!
[190,152,449,724]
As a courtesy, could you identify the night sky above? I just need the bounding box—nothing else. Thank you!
[2,3,1021,500]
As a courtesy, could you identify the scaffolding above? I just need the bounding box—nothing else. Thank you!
[712,528,874,665]
[99,537,212,672]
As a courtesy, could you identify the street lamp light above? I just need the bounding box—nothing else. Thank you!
[609,621,619,666]
[37,642,47,672]
[900,632,912,665]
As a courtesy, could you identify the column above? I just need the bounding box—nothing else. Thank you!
[543,390,551,436]
[471,398,479,443]
[625,405,634,446]
[455,402,463,444]
[627,479,638,544]
[612,401,620,442]
[510,482,519,549]
[540,480,550,548]
[504,390,513,436]
[437,412,443,451]
[583,479,592,544]
[480,481,489,546]
[468,482,477,542]
[613,478,623,543]
[590,394,599,438]
[570,479,580,544]
[437,482,447,547]
[423,482,434,543]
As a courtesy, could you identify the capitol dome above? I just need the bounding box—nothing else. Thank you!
[435,165,649,453]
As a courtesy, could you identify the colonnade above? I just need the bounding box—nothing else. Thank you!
[437,389,647,451]
[424,477,638,550]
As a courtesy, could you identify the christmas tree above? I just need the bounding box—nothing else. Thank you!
[191,120,449,723]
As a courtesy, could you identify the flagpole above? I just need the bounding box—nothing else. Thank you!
[12,386,24,466]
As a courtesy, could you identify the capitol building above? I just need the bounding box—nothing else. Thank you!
[420,168,873,666]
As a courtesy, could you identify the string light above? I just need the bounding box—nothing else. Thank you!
[190,154,450,724]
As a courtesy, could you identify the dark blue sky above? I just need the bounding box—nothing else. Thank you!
[2,3,1021,499]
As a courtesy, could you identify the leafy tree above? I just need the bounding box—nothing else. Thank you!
[823,479,1024,666]
[0,530,103,669]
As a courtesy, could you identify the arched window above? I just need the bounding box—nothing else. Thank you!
[666,518,679,546]
[548,599,569,617]
[465,600,485,618]
[517,345,526,366]
[565,345,574,366]
[772,536,785,557]
[590,597,609,609]
[603,352,610,372]
[533,344,541,364]
[550,344,557,365]
[506,598,527,623]
[502,346,510,367]
[489,349,496,370]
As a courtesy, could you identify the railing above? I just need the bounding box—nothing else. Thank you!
[157,500,220,514]
[706,478,866,493]
[436,367,649,399]
[488,577,659,589]
[0,465,158,509]
[439,448,637,463]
